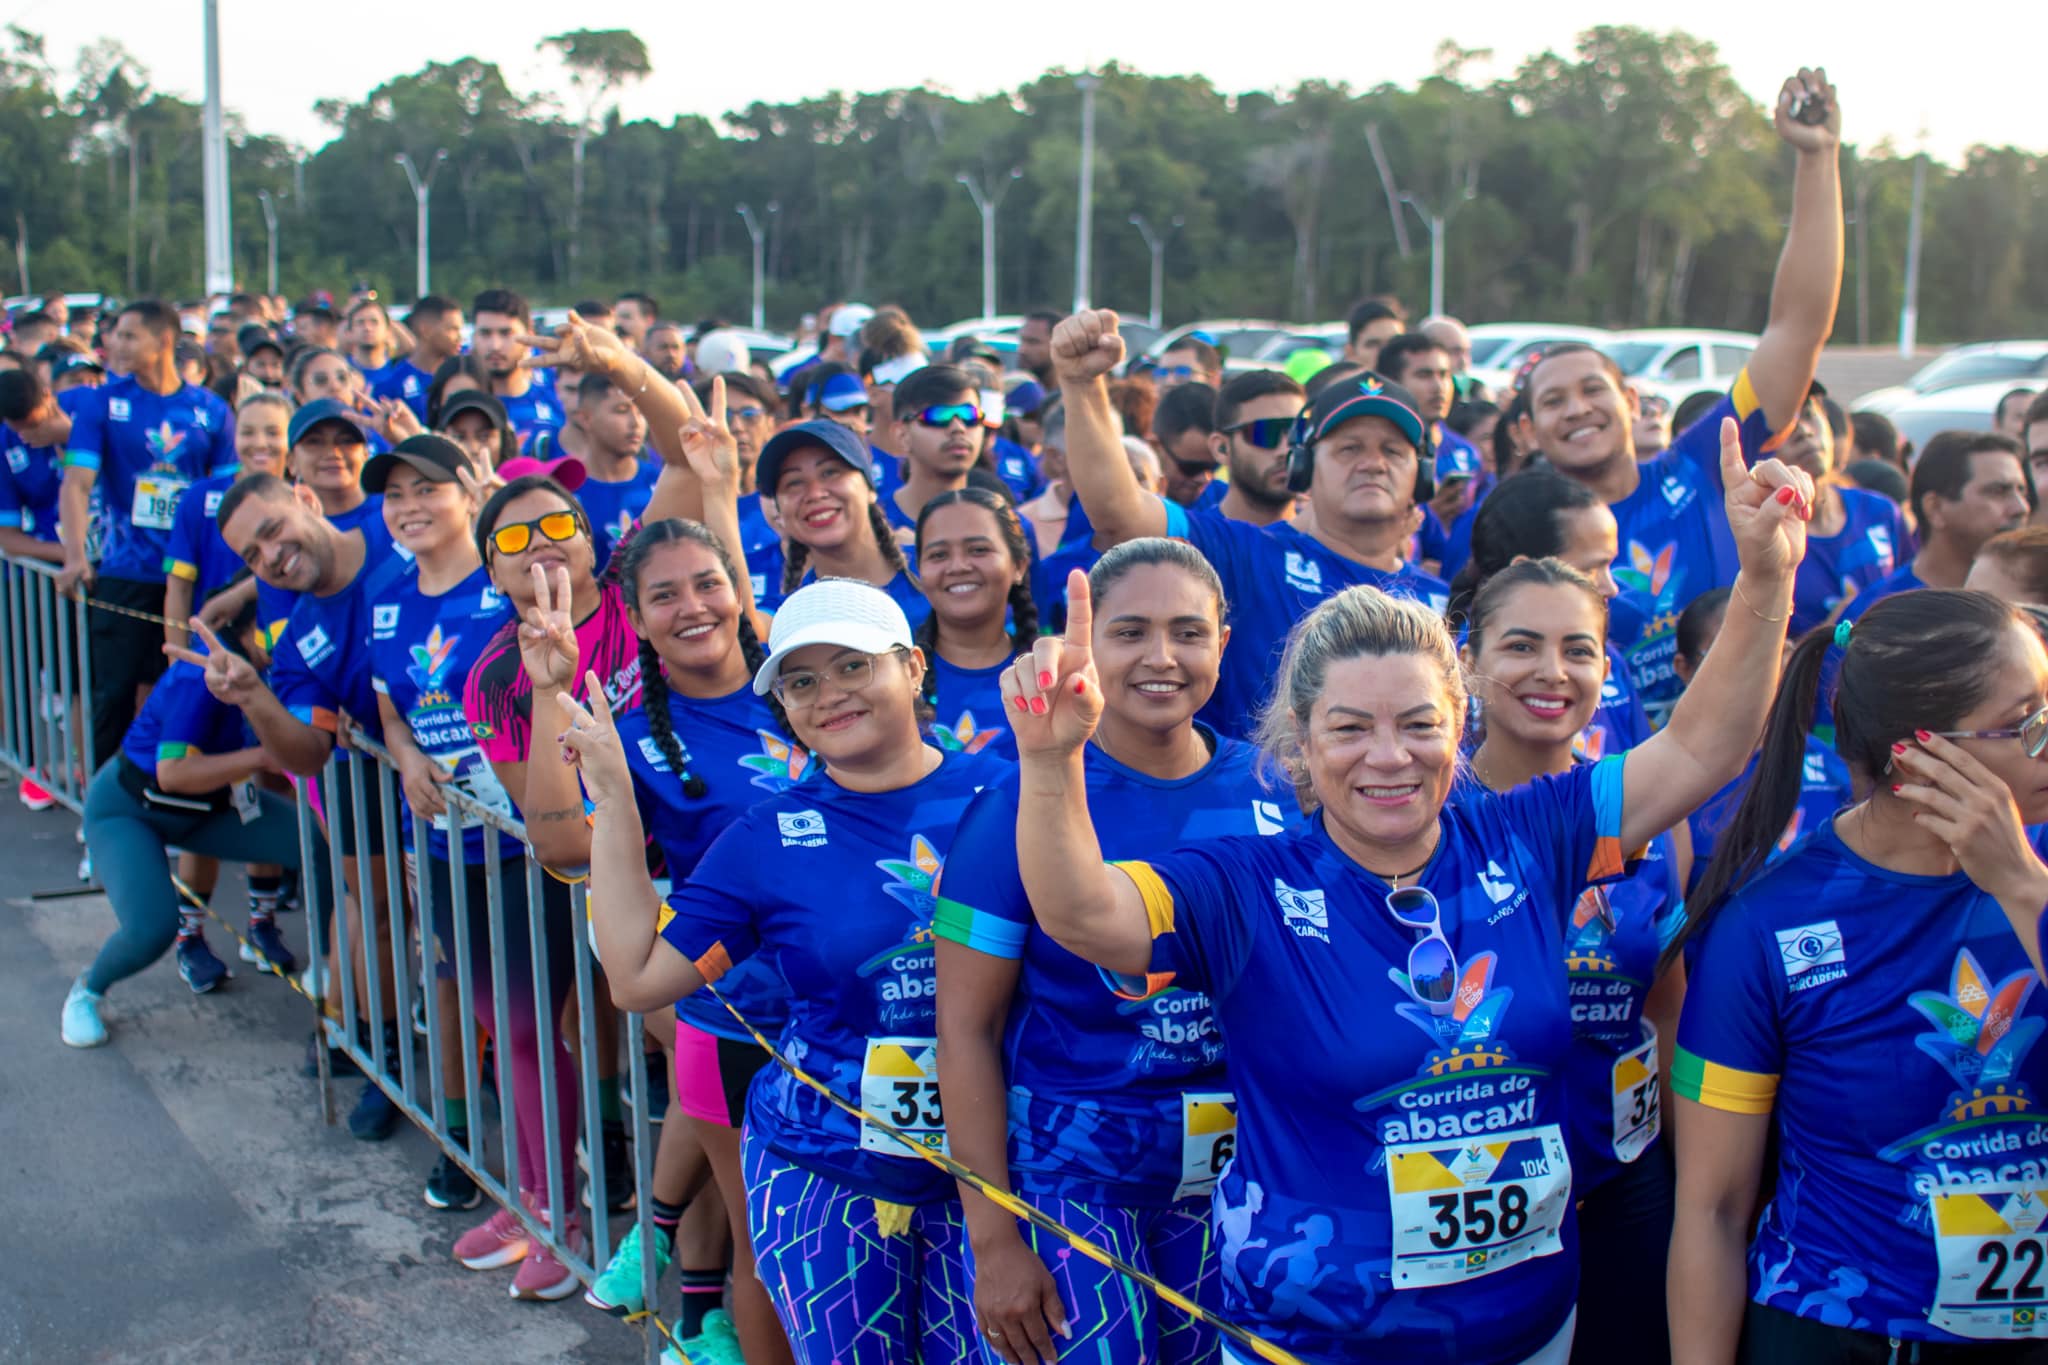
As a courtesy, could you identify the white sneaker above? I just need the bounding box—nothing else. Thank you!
[61,975,107,1047]
[300,962,330,997]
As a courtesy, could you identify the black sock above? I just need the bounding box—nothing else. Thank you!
[650,1194,685,1249]
[677,1266,724,1336]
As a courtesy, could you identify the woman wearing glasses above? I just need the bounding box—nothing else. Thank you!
[757,419,926,626]
[1457,555,1685,1365]
[555,577,1010,1363]
[934,538,1299,1365]
[1002,420,1810,1363]
[1668,590,2048,1364]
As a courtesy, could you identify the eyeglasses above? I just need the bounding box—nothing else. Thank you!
[771,647,907,709]
[1169,457,1223,479]
[916,403,983,429]
[725,406,767,425]
[489,510,581,557]
[1224,417,1297,450]
[1153,365,1197,385]
[1928,704,2048,759]
[1385,885,1460,1016]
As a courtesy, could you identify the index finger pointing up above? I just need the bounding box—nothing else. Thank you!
[1716,415,1745,493]
[1063,569,1093,651]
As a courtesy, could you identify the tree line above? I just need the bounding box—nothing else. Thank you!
[1,23,2042,344]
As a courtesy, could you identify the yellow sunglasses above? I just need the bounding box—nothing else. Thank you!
[489,510,581,556]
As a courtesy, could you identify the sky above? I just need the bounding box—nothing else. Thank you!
[6,1,2031,164]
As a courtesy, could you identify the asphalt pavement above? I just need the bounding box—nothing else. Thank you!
[0,780,649,1364]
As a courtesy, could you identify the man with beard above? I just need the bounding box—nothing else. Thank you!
[1210,369,1305,526]
[642,323,687,382]
[1015,310,1062,388]
[471,288,564,445]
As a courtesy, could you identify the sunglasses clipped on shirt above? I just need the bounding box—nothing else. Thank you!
[489,510,581,557]
[916,403,983,429]
[1385,885,1460,1015]
[1223,416,1297,450]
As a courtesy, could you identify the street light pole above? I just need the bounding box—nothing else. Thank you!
[1128,214,1183,329]
[394,150,448,299]
[1399,176,1477,320]
[1900,150,1927,357]
[957,169,1022,320]
[737,203,778,330]
[256,190,283,298]
[1073,74,1101,314]
[200,0,233,295]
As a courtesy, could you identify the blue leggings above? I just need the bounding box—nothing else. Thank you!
[966,1194,1219,1365]
[743,1128,975,1363]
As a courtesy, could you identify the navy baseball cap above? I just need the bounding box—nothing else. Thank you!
[288,396,370,448]
[811,372,870,413]
[1006,379,1047,416]
[238,324,283,358]
[756,419,878,495]
[362,434,467,492]
[49,352,105,382]
[1300,373,1427,449]
[1434,440,1483,484]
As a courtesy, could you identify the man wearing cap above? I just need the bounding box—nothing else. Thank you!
[238,327,286,391]
[59,299,238,768]
[1211,369,1307,527]
[1053,308,1447,740]
[805,370,873,437]
[691,329,751,380]
[50,351,106,395]
[472,288,564,447]
[371,296,463,423]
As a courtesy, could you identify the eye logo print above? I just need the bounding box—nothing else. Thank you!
[739,729,809,792]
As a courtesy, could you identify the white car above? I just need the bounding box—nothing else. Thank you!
[1852,341,2048,414]
[1464,323,1615,395]
[924,316,1025,349]
[1141,319,1295,369]
[1600,329,1759,409]
[1869,379,2030,457]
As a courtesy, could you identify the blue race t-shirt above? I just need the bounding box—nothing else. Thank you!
[0,386,94,544]
[759,567,931,630]
[992,436,1044,502]
[1163,501,1451,740]
[268,556,393,748]
[1687,738,1851,895]
[367,563,519,862]
[370,358,436,423]
[658,748,1011,1203]
[164,470,249,602]
[735,491,783,608]
[498,385,565,446]
[934,729,1299,1207]
[618,684,797,1046]
[577,462,662,572]
[1792,486,1908,636]
[1675,820,2048,1347]
[1029,536,1103,635]
[1115,758,1638,1362]
[121,648,253,777]
[927,654,1018,760]
[1609,371,1786,724]
[1812,561,1929,738]
[65,376,237,582]
[1575,639,1654,762]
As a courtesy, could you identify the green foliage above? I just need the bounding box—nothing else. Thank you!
[2,24,2042,344]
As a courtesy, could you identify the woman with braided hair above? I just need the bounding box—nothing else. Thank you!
[756,419,929,627]
[913,487,1038,758]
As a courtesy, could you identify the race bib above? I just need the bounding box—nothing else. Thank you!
[436,749,513,829]
[232,780,261,825]
[1175,1091,1237,1203]
[132,474,188,531]
[1611,1024,1661,1164]
[1385,1124,1571,1289]
[859,1036,946,1158]
[1928,1183,2048,1339]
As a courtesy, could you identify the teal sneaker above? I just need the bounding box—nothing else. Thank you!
[583,1221,672,1318]
[668,1310,744,1365]
[61,975,107,1048]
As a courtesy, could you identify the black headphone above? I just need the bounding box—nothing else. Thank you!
[1286,384,1437,501]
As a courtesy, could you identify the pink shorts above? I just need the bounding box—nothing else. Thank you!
[673,1017,768,1128]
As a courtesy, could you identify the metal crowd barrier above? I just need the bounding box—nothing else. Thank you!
[0,556,95,815]
[305,728,671,1363]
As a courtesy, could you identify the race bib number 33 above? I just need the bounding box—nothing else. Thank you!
[859,1036,947,1159]
[1930,1183,2048,1340]
[1385,1124,1571,1289]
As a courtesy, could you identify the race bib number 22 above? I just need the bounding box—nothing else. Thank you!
[1929,1184,2048,1340]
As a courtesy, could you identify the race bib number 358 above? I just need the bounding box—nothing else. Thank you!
[859,1036,947,1159]
[1385,1124,1571,1289]
[1929,1184,2048,1340]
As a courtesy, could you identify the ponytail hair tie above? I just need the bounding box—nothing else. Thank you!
[1833,618,1854,648]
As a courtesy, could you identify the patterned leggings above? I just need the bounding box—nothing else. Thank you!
[743,1128,975,1363]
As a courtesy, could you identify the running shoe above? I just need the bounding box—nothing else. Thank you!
[348,1082,401,1141]
[668,1310,745,1365]
[18,777,55,811]
[175,935,231,994]
[424,1147,483,1211]
[240,918,298,976]
[510,1213,585,1301]
[641,1048,670,1123]
[454,1201,532,1271]
[583,1221,672,1317]
[301,1027,363,1079]
[60,975,107,1048]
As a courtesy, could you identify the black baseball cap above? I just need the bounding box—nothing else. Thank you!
[238,324,283,359]
[1299,372,1428,449]
[362,434,467,493]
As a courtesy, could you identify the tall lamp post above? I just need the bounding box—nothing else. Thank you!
[957,169,1022,321]
[1399,175,1477,320]
[737,202,778,331]
[256,190,284,298]
[394,150,448,299]
[1072,73,1101,313]
[1128,214,1182,329]
[200,0,233,294]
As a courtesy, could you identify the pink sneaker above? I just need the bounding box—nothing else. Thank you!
[19,778,55,812]
[510,1211,585,1301]
[453,1202,531,1270]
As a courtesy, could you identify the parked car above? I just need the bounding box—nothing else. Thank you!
[1871,379,2027,457]
[1464,323,1615,395]
[1852,341,2048,413]
[1226,324,1351,375]
[1600,329,1758,409]
[1138,319,1294,374]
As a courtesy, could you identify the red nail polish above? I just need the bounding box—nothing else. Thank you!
[1074,678,1086,695]
[1775,486,1796,505]
[1915,730,1932,742]
[1892,742,1907,754]
[1031,697,1047,715]
[1013,695,1028,712]
[1891,784,1902,793]
[1038,671,1053,688]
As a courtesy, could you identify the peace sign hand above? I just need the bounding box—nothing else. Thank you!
[163,617,264,708]
[454,442,506,505]
[554,669,632,803]
[518,562,580,692]
[677,373,740,495]
[1002,568,1103,760]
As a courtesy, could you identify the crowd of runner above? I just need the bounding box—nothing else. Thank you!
[13,64,2048,1365]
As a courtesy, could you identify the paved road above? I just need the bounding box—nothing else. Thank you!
[0,783,649,1364]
